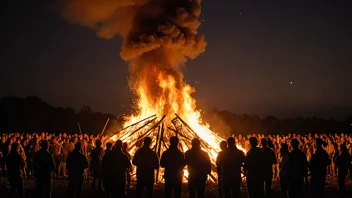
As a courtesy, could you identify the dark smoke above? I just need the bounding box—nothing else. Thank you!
[61,0,207,115]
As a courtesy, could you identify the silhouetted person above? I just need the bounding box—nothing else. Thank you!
[279,144,290,198]
[132,137,159,198]
[105,142,113,155]
[334,144,351,198]
[122,142,132,191]
[216,140,227,198]
[50,138,62,177]
[33,140,55,198]
[102,142,114,197]
[7,142,26,198]
[261,138,277,198]
[60,138,70,177]
[0,136,8,176]
[217,137,245,198]
[160,136,186,198]
[244,137,264,198]
[289,138,307,198]
[309,138,331,198]
[102,140,131,198]
[66,142,89,198]
[185,138,211,198]
[90,139,105,190]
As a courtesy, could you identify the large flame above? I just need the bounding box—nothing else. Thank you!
[117,68,247,181]
[124,72,222,156]
[59,0,248,181]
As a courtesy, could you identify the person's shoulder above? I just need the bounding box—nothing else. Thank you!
[218,150,225,156]
[237,148,245,156]
[135,147,143,154]
[122,152,130,160]
[268,147,275,153]
[200,149,209,157]
[178,149,185,157]
[246,149,252,156]
[80,152,87,159]
[7,152,14,159]
[67,151,74,157]
[299,150,306,155]
[162,148,170,155]
[16,152,22,158]
[150,149,158,156]
[185,149,191,156]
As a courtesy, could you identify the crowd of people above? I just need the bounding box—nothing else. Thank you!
[0,132,351,198]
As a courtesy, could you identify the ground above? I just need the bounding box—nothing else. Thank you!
[1,176,352,198]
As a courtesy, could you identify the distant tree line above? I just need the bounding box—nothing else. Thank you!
[0,96,122,135]
[201,109,352,138]
[0,96,351,136]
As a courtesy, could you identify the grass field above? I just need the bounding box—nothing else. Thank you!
[1,176,351,198]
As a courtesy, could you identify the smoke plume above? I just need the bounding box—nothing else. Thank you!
[61,0,207,117]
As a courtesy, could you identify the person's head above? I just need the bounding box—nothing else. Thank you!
[340,144,347,153]
[280,143,289,155]
[220,141,227,150]
[1,136,5,143]
[249,137,258,147]
[11,142,19,152]
[73,137,78,143]
[191,138,201,149]
[115,140,123,150]
[22,138,28,145]
[106,142,113,150]
[74,142,82,151]
[169,136,179,148]
[261,138,267,147]
[315,138,323,148]
[290,138,299,149]
[95,139,102,147]
[143,137,152,148]
[40,140,49,150]
[227,137,235,147]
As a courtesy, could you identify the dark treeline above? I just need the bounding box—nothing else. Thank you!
[0,96,123,134]
[0,96,351,136]
[202,109,352,137]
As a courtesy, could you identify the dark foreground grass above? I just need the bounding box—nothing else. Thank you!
[1,177,351,198]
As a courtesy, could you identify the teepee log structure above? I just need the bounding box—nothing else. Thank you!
[110,114,222,183]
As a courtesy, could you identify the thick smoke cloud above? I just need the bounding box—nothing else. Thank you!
[61,0,206,61]
[61,0,207,115]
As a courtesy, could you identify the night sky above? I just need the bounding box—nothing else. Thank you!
[1,0,351,119]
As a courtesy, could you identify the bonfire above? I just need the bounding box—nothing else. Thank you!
[61,0,247,182]
[109,74,246,182]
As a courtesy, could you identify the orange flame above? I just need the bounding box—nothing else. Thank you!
[112,70,248,181]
